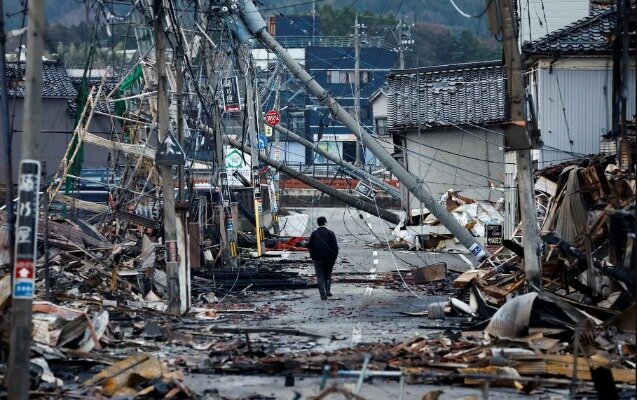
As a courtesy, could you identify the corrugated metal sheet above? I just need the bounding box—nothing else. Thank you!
[537,66,636,167]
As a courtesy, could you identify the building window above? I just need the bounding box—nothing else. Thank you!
[326,70,371,84]
[374,117,388,135]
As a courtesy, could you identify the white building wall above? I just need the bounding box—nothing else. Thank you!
[403,127,505,216]
[518,0,590,44]
[535,58,637,167]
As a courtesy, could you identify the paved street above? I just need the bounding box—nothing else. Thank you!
[181,207,571,399]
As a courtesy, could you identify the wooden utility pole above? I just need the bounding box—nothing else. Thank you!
[152,0,186,314]
[354,14,364,167]
[489,0,542,290]
[7,1,44,398]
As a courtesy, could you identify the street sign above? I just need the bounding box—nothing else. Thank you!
[252,165,261,199]
[156,129,186,166]
[355,181,376,200]
[257,134,267,150]
[13,160,41,299]
[268,180,278,213]
[224,147,251,187]
[265,110,281,126]
[486,224,503,251]
[222,76,241,112]
[264,124,273,137]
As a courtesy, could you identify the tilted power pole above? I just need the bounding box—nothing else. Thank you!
[237,0,490,260]
[216,132,401,225]
[271,123,400,198]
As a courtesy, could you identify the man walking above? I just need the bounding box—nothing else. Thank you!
[308,216,339,300]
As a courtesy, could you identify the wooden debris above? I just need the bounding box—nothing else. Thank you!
[411,263,447,284]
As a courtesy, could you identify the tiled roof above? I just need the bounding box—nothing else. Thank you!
[5,60,77,98]
[521,6,616,56]
[387,61,507,131]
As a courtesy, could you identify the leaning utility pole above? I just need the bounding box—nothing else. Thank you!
[7,1,44,398]
[354,14,364,167]
[219,133,401,225]
[153,0,186,314]
[271,123,400,198]
[237,0,490,261]
[488,0,542,290]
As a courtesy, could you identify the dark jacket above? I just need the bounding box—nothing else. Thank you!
[308,226,338,260]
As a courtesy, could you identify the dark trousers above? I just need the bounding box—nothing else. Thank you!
[313,258,335,297]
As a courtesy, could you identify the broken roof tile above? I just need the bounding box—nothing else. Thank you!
[387,60,507,131]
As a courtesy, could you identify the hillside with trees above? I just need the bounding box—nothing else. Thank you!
[3,0,501,68]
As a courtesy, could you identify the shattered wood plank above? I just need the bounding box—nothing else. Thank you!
[139,235,156,271]
[0,275,11,311]
[53,193,110,214]
[56,315,88,348]
[453,270,484,288]
[83,353,151,386]
[82,130,156,160]
[479,276,525,299]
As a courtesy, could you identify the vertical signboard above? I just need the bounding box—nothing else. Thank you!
[485,224,503,252]
[13,160,41,299]
[222,76,241,112]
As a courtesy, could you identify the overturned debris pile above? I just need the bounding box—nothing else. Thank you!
[392,189,504,251]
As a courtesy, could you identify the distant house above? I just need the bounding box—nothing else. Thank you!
[387,61,507,218]
[2,60,112,182]
[2,60,76,180]
[304,45,397,165]
[522,4,636,167]
[368,87,394,157]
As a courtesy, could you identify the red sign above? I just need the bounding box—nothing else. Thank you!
[15,259,34,279]
[265,110,281,126]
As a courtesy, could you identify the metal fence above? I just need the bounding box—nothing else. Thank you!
[280,162,392,179]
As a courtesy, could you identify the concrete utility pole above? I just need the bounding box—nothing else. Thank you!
[396,18,413,70]
[174,43,191,312]
[272,123,400,198]
[237,0,489,261]
[488,0,542,290]
[246,59,265,256]
[271,67,282,234]
[199,9,239,267]
[354,14,364,167]
[7,1,44,398]
[219,133,401,225]
[153,0,186,314]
